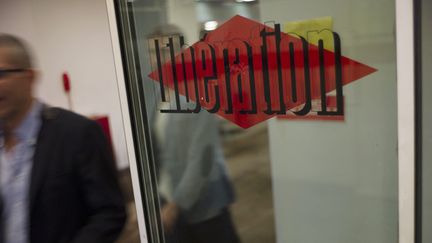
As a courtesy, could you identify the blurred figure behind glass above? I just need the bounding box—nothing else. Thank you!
[149,25,241,243]
[0,34,126,243]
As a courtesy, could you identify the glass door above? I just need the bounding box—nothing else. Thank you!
[108,0,410,242]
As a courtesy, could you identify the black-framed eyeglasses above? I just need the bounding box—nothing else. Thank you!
[0,68,26,79]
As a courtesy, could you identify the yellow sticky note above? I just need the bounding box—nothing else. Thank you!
[284,16,334,50]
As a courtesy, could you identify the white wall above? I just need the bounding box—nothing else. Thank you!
[0,0,129,169]
[166,0,199,45]
[260,0,398,242]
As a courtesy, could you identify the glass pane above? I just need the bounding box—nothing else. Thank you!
[421,0,432,241]
[120,0,398,242]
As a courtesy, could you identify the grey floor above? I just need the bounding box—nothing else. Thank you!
[116,124,275,243]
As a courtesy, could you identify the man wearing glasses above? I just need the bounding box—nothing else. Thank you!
[0,34,126,243]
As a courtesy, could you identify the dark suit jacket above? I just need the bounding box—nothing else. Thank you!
[0,106,127,243]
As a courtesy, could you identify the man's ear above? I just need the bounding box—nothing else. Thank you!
[27,69,38,84]
[26,69,39,96]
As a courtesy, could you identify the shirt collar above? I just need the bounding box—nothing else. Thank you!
[11,100,43,145]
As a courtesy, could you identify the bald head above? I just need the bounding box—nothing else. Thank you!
[0,33,33,69]
[0,34,36,129]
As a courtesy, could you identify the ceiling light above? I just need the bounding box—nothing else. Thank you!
[204,21,219,31]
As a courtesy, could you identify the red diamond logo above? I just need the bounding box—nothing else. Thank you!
[148,15,377,128]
